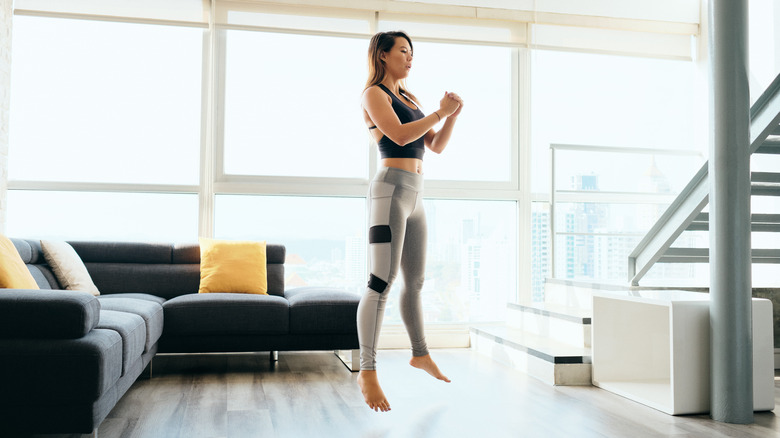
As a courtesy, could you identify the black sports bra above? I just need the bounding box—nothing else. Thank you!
[369,84,426,160]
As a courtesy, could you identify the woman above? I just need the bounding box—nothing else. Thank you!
[357,30,463,413]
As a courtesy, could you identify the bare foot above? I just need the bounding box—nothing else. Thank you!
[357,370,391,412]
[409,354,451,383]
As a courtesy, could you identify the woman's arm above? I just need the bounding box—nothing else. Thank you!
[425,92,463,154]
[362,86,459,146]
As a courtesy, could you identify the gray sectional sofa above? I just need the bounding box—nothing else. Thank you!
[0,238,361,435]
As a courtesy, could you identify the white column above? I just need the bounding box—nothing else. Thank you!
[708,0,753,424]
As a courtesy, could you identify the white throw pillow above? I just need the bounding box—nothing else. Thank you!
[41,240,100,296]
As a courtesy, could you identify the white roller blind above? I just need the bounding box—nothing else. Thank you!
[531,24,693,60]
[392,0,700,24]
[212,1,696,57]
[378,12,525,45]
[216,1,373,35]
[14,0,209,24]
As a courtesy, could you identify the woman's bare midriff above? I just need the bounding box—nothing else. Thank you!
[381,158,423,174]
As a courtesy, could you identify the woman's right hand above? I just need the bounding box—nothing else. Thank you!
[438,92,461,117]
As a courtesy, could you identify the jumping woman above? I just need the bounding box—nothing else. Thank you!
[357,30,463,413]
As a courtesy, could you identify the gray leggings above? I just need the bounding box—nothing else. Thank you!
[357,167,429,370]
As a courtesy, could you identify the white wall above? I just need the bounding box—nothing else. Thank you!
[0,0,13,234]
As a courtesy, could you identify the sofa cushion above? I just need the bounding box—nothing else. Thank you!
[172,243,200,263]
[86,263,200,300]
[286,287,360,334]
[265,244,286,297]
[96,310,146,377]
[0,234,39,289]
[41,240,100,296]
[27,264,61,290]
[0,289,100,339]
[70,241,173,264]
[163,293,289,336]
[98,293,166,306]
[198,238,267,295]
[97,297,164,353]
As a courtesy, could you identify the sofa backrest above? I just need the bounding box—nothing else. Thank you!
[12,239,61,290]
[12,239,286,299]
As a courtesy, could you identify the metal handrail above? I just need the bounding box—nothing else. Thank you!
[628,72,780,285]
[548,143,702,279]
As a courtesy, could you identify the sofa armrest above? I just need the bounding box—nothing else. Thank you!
[0,289,100,339]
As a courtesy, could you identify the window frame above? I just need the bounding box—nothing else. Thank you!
[6,0,705,326]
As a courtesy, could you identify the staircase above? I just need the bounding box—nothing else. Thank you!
[628,72,780,285]
[469,279,598,385]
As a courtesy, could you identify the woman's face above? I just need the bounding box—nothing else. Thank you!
[382,37,413,80]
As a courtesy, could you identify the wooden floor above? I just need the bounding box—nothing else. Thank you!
[23,349,780,438]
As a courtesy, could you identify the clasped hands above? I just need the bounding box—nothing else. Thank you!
[439,91,464,119]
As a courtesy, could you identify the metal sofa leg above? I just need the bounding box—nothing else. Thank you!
[270,351,279,362]
[335,350,360,372]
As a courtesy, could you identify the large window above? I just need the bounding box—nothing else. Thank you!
[6,1,703,327]
[7,191,199,242]
[9,15,203,185]
[530,50,699,195]
[530,50,701,288]
[222,31,368,179]
[7,8,520,327]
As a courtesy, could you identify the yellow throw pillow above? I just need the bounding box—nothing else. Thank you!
[198,237,268,294]
[0,235,40,289]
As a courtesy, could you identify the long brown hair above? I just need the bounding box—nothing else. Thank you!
[364,31,419,104]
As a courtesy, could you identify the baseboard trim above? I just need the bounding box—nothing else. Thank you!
[378,325,471,350]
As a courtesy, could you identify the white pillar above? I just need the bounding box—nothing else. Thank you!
[708,0,753,424]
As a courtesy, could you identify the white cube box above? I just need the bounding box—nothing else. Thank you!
[592,290,774,415]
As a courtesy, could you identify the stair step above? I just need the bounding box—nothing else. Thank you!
[544,278,628,310]
[507,302,592,348]
[471,324,590,364]
[751,185,780,196]
[691,212,780,223]
[659,248,780,263]
[470,324,592,386]
[751,171,780,196]
[690,223,780,232]
[508,302,591,324]
[687,212,780,232]
[755,137,780,154]
[752,172,780,183]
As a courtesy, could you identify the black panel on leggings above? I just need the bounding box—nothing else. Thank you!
[369,225,392,243]
[368,274,388,293]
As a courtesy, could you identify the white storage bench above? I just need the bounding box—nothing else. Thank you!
[592,290,774,415]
